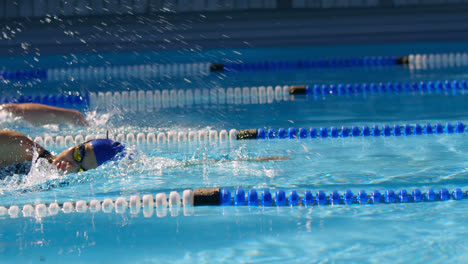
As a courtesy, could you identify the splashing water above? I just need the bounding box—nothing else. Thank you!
[0,141,288,198]
[0,150,63,196]
[86,109,114,129]
[0,109,30,128]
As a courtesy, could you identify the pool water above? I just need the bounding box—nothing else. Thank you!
[1,42,468,263]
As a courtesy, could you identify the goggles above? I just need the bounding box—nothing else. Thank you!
[73,143,87,172]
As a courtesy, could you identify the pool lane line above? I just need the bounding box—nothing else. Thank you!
[3,79,468,112]
[0,187,466,219]
[2,52,467,82]
[288,80,468,96]
[236,122,465,139]
[215,52,468,73]
[85,79,468,111]
[47,62,211,81]
[30,122,467,148]
[212,55,402,73]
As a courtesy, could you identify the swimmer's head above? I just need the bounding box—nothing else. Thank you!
[90,139,125,166]
[52,139,125,173]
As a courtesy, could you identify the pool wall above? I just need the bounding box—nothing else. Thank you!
[1,2,468,56]
[1,0,466,19]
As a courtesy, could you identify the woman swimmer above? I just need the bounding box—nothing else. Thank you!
[0,103,289,177]
[0,130,124,177]
[0,103,121,176]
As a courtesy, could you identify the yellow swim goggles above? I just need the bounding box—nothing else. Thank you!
[73,143,87,172]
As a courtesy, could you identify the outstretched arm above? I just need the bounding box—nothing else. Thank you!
[0,130,55,167]
[1,103,89,126]
[232,156,291,162]
[178,155,291,168]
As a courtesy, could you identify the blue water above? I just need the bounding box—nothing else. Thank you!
[1,42,468,263]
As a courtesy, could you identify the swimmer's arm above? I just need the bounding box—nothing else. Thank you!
[179,155,291,168]
[0,131,55,167]
[1,103,89,126]
[231,156,291,162]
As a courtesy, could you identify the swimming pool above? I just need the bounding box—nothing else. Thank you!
[1,42,468,263]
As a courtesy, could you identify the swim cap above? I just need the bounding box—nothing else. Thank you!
[90,139,125,166]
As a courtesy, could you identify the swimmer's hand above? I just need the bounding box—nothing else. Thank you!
[1,103,89,126]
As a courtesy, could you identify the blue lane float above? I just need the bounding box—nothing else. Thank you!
[303,191,314,206]
[248,189,259,206]
[261,190,273,206]
[330,190,341,205]
[276,190,286,206]
[358,190,368,204]
[385,190,396,203]
[371,190,382,204]
[190,187,468,206]
[343,190,355,204]
[234,189,246,206]
[288,190,300,206]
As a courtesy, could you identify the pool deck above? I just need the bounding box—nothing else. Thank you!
[1,4,468,56]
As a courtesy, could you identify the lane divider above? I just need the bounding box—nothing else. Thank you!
[86,79,467,111]
[47,62,211,81]
[2,52,466,82]
[0,63,210,82]
[87,85,290,111]
[31,122,467,148]
[0,85,290,110]
[237,122,466,139]
[213,55,401,73]
[3,79,467,112]
[215,52,468,72]
[288,80,468,96]
[33,129,238,148]
[0,187,465,219]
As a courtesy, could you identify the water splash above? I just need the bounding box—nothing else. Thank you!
[0,150,64,196]
[0,109,29,127]
[86,109,113,128]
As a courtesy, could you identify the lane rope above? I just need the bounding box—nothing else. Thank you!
[2,52,466,82]
[31,121,467,147]
[0,187,465,219]
[218,52,468,72]
[3,79,468,112]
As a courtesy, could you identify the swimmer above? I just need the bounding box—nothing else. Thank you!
[0,103,88,126]
[0,129,290,177]
[0,130,124,177]
[0,103,289,176]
